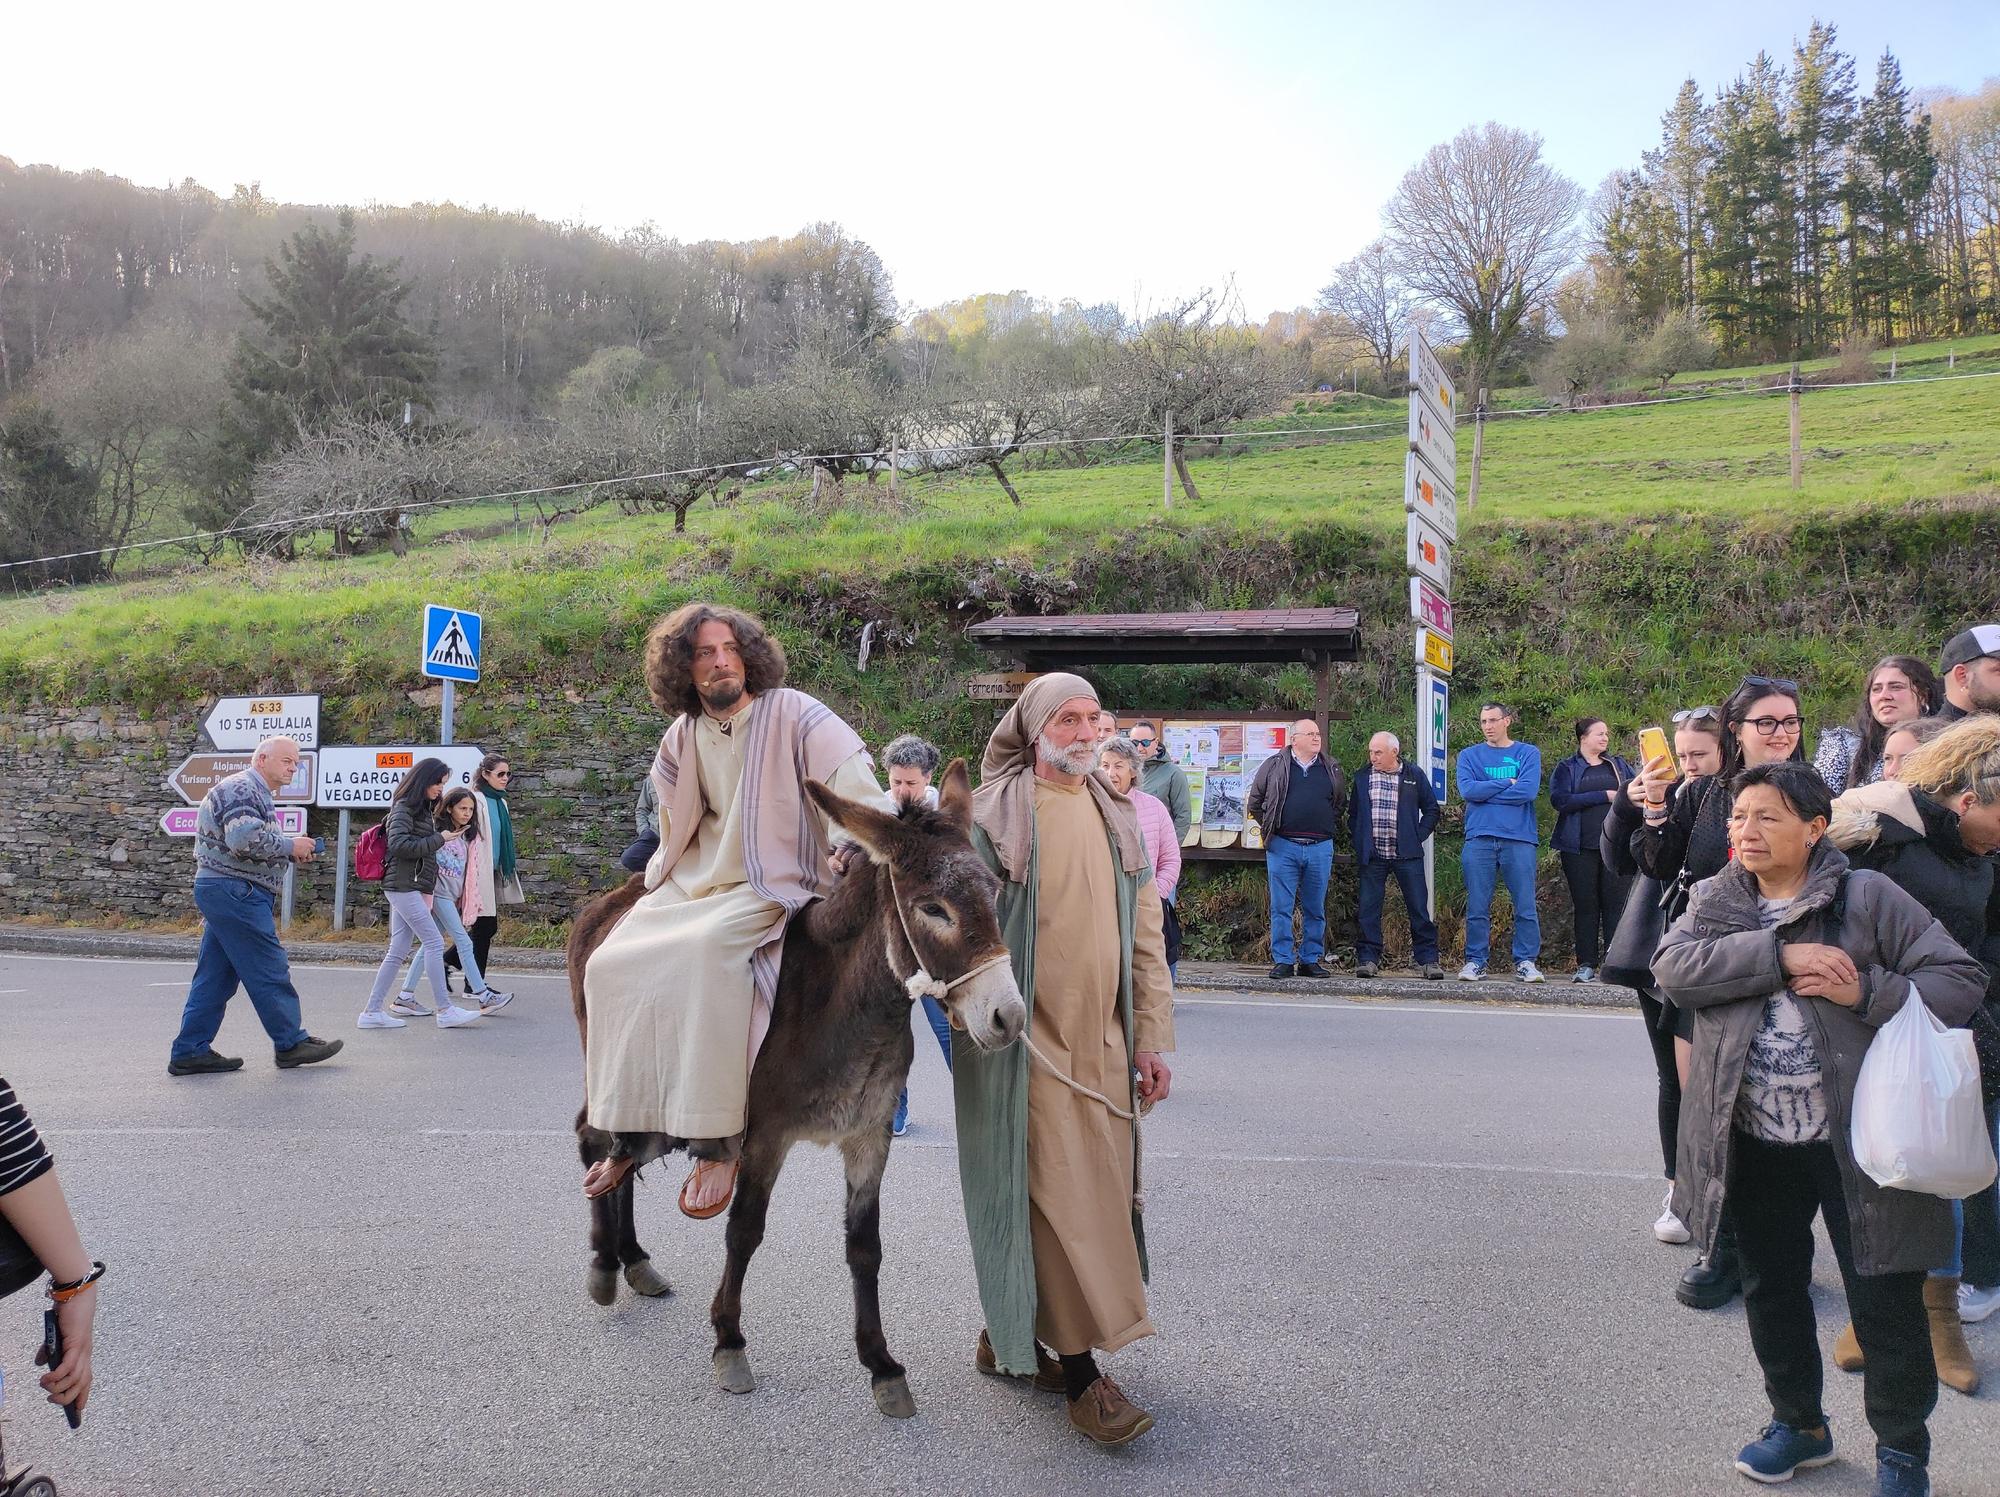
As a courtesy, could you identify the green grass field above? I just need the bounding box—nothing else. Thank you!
[3,365,1997,708]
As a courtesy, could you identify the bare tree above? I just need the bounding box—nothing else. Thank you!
[1090,290,1297,505]
[1384,124,1584,398]
[1316,240,1409,383]
[243,416,472,555]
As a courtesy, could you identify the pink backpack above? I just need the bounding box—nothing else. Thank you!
[353,821,387,882]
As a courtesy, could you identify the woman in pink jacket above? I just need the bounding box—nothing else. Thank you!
[1100,736,1182,974]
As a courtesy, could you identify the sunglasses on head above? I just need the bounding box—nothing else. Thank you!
[1671,707,1719,725]
[1740,675,1801,696]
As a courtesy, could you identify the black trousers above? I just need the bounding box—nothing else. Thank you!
[1634,988,1682,1179]
[447,914,499,976]
[1729,1131,1934,1462]
[1557,848,1631,966]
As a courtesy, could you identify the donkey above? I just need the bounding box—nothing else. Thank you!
[568,759,1025,1417]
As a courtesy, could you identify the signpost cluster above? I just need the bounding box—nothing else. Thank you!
[158,605,487,933]
[1404,333,1459,894]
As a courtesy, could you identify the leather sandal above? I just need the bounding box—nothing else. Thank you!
[582,1154,637,1200]
[679,1158,737,1220]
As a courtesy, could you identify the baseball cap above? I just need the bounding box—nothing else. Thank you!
[1940,624,2000,672]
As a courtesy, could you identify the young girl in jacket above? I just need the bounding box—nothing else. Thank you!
[391,788,514,1016]
[357,760,485,1031]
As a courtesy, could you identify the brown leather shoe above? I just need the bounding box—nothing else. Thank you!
[1832,1320,1864,1372]
[1926,1275,1982,1395]
[975,1329,1064,1393]
[1068,1375,1154,1446]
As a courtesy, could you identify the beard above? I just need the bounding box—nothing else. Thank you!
[697,673,745,711]
[1036,730,1100,778]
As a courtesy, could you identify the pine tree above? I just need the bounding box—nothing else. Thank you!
[1655,79,1711,311]
[1850,51,1941,343]
[1787,21,1857,351]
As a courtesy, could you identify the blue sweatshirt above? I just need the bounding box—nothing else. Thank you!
[1455,741,1543,845]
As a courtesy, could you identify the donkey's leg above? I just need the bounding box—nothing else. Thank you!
[710,1134,787,1394]
[617,1177,672,1298]
[577,1112,624,1306]
[840,1130,914,1418]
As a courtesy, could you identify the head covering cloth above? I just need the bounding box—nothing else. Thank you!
[971,672,1149,884]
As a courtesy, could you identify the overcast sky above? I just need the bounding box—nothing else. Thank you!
[6,1,1996,318]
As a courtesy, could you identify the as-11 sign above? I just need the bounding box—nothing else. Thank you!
[316,745,487,808]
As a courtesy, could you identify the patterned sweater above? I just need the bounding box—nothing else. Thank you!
[194,769,292,894]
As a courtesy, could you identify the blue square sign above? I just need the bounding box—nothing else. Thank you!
[422,604,482,683]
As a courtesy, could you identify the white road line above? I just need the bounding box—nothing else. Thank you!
[0,990,25,995]
[1176,995,1625,1020]
[0,951,564,981]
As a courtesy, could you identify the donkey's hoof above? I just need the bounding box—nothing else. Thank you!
[585,1265,619,1306]
[872,1375,917,1419]
[623,1259,672,1297]
[713,1348,757,1395]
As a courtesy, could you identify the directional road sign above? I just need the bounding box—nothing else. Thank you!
[1415,627,1455,676]
[1408,333,1458,432]
[422,605,483,683]
[1410,577,1454,637]
[202,694,321,751]
[168,752,316,806]
[1408,394,1456,481]
[1404,450,1459,544]
[316,745,487,808]
[159,808,200,837]
[1405,513,1452,593]
[1416,669,1450,804]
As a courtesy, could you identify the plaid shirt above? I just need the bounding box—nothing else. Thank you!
[1368,768,1401,860]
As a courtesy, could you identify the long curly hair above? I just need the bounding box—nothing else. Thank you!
[1898,715,2000,806]
[643,603,788,717]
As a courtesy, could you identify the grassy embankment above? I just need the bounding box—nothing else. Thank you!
[4,368,1997,959]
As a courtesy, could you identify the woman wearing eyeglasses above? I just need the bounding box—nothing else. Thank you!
[1814,657,1941,796]
[453,753,521,992]
[1630,675,1813,1310]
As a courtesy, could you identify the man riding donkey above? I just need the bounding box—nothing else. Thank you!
[580,602,885,1215]
[957,674,1177,1446]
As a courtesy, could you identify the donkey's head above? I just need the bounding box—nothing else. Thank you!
[806,759,1025,1052]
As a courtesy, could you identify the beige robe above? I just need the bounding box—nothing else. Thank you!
[583,710,878,1138]
[1027,779,1176,1356]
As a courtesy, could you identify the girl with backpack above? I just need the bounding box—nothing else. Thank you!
[388,788,514,1016]
[357,759,485,1031]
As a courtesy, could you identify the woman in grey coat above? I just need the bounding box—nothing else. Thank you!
[1654,761,1986,1496]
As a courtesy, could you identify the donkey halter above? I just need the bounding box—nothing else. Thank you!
[883,864,1013,1006]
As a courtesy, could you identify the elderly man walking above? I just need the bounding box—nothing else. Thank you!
[1246,718,1346,980]
[168,736,344,1075]
[958,674,1175,1447]
[1348,731,1442,979]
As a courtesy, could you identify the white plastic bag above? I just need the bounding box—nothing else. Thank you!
[1851,985,1997,1199]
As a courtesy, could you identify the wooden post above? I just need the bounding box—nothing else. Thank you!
[1800,364,1816,490]
[1162,408,1174,510]
[1949,346,1956,370]
[1466,387,1488,512]
[1311,651,1331,742]
[888,435,900,499]
[1889,350,1898,379]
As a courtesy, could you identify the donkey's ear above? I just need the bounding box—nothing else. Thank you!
[935,758,973,830]
[806,779,904,864]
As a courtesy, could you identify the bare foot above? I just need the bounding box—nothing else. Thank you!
[582,1155,636,1199]
[680,1158,738,1217]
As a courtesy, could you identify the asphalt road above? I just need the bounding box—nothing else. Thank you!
[2,950,1996,1497]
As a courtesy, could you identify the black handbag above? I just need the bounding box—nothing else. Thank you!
[0,1216,43,1300]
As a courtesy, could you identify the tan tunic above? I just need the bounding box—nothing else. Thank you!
[1027,779,1176,1356]
[584,711,876,1139]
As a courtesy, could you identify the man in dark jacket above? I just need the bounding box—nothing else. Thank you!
[1347,731,1441,979]
[1246,718,1346,980]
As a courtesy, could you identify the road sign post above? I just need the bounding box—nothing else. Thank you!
[423,604,482,746]
[1405,332,1460,912]
[333,809,352,931]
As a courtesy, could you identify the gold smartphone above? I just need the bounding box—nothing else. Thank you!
[1637,725,1676,780]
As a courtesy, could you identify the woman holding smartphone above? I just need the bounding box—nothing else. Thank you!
[1630,675,1813,1311]
[357,759,486,1031]
[1550,716,1635,983]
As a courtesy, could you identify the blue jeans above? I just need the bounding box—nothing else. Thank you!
[173,877,311,1061]
[404,895,488,995]
[1461,836,1541,966]
[1356,856,1439,965]
[1266,837,1334,965]
[897,995,958,1122]
[1931,1096,2000,1283]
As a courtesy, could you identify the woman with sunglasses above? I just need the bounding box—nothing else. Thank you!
[1814,657,1941,796]
[452,753,520,992]
[1630,675,1812,1310]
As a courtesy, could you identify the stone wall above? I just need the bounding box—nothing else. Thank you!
[0,691,670,935]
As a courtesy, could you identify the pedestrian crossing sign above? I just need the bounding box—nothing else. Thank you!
[422,605,482,683]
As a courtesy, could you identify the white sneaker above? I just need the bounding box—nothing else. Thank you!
[1654,1186,1691,1245]
[1958,1282,2000,1323]
[357,1009,407,1030]
[436,1004,484,1029]
[1456,962,1485,981]
[1516,961,1546,984]
[475,988,515,1013]
[387,993,434,1018]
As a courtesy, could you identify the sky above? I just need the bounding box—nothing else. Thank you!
[4,1,1997,319]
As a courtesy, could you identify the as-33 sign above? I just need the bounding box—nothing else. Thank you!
[203,694,322,751]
